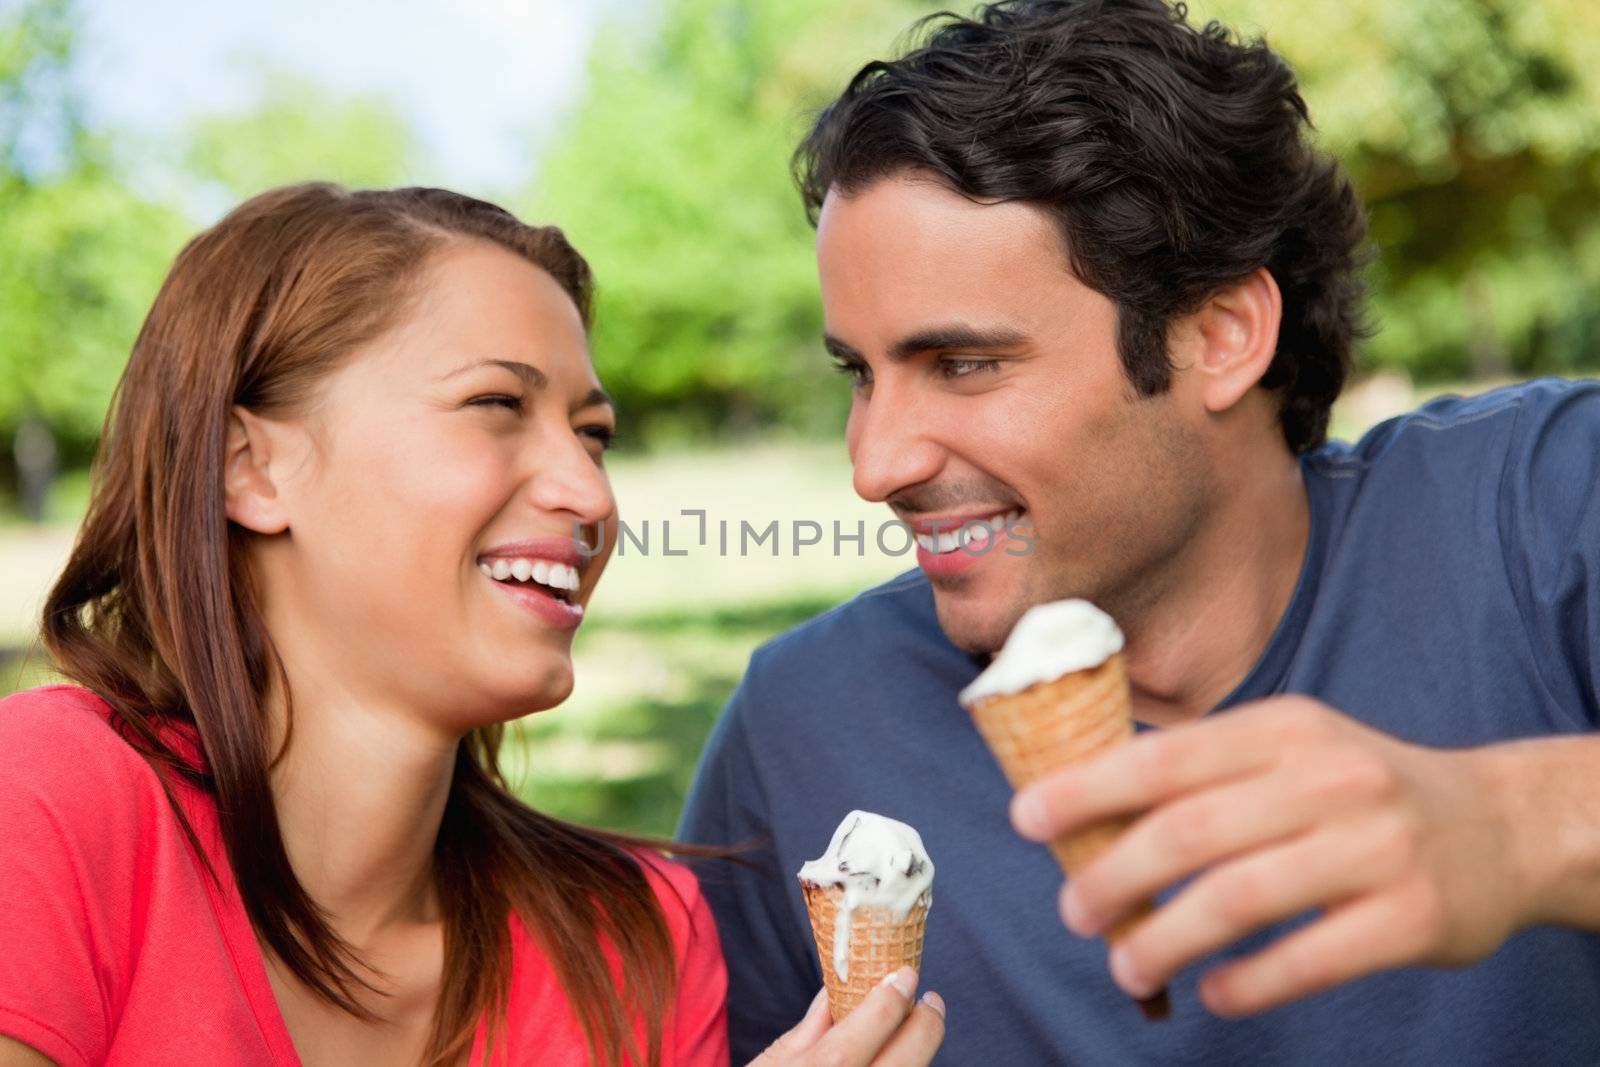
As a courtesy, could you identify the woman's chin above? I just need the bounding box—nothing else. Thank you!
[494,658,576,715]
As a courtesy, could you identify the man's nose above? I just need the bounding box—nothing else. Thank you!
[848,383,945,504]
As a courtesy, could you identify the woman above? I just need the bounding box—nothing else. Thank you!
[0,185,945,1066]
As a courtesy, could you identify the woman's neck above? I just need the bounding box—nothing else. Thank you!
[263,671,459,945]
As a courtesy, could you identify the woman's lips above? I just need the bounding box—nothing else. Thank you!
[484,572,585,630]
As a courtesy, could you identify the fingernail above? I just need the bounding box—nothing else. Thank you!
[1061,885,1094,935]
[1109,946,1151,998]
[1011,791,1044,839]
[920,990,946,1018]
[881,966,918,1000]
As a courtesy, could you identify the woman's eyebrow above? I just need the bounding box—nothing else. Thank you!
[438,358,548,388]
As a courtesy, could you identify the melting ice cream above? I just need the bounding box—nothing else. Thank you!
[797,810,934,981]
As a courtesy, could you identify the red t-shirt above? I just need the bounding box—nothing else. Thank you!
[0,685,729,1066]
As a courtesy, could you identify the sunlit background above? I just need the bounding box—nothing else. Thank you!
[3,0,1598,834]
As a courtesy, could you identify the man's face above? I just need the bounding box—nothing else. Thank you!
[817,174,1213,653]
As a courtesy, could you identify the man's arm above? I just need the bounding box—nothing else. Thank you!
[1009,697,1600,1016]
[1481,732,1600,931]
[678,672,821,1062]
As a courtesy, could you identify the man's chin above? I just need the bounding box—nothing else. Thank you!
[929,589,1022,657]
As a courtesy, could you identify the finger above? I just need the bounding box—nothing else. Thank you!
[1104,816,1410,999]
[809,966,919,1063]
[1064,767,1330,936]
[1197,886,1435,1017]
[751,989,829,1063]
[1012,705,1288,842]
[872,992,947,1066]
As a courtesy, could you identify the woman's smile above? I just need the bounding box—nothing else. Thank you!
[477,536,590,630]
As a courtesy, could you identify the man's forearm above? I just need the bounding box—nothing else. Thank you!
[1478,732,1600,932]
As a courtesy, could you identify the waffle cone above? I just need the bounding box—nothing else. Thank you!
[800,881,930,1022]
[968,652,1170,1018]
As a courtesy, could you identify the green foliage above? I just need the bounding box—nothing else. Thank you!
[184,67,422,201]
[530,0,942,443]
[0,0,189,462]
[1194,0,1600,380]
[537,0,1600,443]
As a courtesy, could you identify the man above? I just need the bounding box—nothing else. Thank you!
[680,1,1600,1062]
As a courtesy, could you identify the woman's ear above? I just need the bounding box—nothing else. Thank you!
[224,407,291,535]
[1189,267,1283,416]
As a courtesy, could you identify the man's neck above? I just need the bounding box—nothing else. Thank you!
[1120,450,1310,728]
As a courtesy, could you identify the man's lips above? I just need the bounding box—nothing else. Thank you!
[903,508,1026,536]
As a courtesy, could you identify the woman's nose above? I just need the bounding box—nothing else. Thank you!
[527,431,616,527]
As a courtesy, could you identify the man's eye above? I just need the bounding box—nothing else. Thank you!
[468,394,524,412]
[831,358,873,387]
[579,425,616,450]
[940,358,999,380]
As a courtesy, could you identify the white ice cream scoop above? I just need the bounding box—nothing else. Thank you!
[957,598,1124,707]
[797,810,934,981]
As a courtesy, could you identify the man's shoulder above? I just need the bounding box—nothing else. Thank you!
[1312,377,1599,479]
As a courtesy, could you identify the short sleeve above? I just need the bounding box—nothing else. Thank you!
[639,857,729,1067]
[0,687,151,1067]
[1497,382,1600,729]
[677,668,819,1063]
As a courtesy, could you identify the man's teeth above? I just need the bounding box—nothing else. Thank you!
[477,557,582,591]
[915,510,1024,554]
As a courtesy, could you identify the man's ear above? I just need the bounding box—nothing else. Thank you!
[224,407,291,535]
[1184,267,1283,416]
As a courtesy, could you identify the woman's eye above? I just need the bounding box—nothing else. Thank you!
[468,394,524,413]
[940,358,999,380]
[831,358,873,387]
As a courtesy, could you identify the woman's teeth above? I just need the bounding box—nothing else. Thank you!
[478,557,582,592]
[915,509,1025,555]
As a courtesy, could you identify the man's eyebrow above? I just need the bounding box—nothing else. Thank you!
[888,325,1030,363]
[823,334,864,362]
[822,325,1031,365]
[438,358,549,388]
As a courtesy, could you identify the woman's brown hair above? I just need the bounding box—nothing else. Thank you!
[41,183,679,1067]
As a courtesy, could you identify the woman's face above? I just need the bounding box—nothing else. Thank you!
[245,239,617,730]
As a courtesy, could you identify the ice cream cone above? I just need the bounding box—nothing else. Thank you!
[966,650,1171,1019]
[801,881,931,1021]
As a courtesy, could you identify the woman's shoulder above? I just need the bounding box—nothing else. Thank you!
[633,850,721,953]
[0,684,173,837]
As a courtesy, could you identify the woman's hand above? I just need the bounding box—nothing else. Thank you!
[750,967,945,1066]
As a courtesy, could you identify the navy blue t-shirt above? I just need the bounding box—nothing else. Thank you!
[678,379,1600,1065]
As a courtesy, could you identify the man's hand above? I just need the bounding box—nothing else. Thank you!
[1009,696,1541,1017]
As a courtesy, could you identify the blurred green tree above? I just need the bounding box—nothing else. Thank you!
[1195,0,1600,381]
[184,66,422,201]
[0,0,189,516]
[530,0,942,444]
[539,0,1600,444]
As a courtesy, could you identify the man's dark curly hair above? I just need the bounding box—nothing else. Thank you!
[795,0,1371,453]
